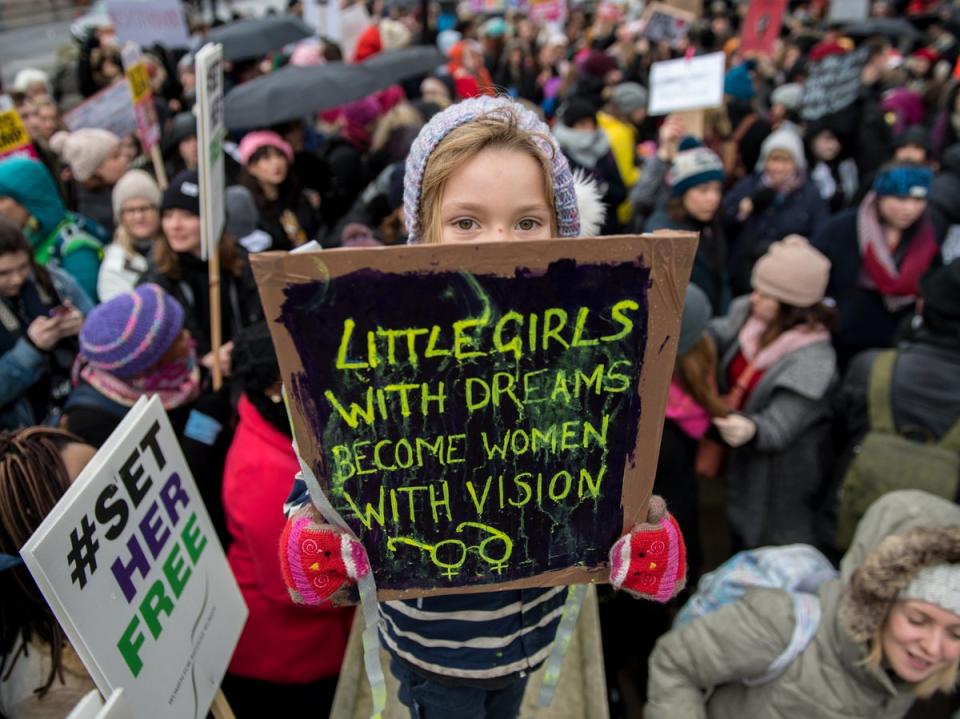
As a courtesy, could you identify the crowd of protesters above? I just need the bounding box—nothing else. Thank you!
[1,0,960,717]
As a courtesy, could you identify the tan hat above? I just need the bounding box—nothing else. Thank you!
[112,169,161,221]
[751,235,831,308]
[49,128,120,182]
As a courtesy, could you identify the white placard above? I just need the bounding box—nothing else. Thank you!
[21,396,247,719]
[305,0,344,41]
[648,51,725,115]
[827,0,869,23]
[105,0,191,49]
[195,43,226,262]
[67,689,135,719]
[64,81,138,138]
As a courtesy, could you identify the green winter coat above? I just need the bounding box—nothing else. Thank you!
[646,490,960,719]
[0,157,103,301]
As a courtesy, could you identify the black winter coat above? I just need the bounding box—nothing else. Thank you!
[811,208,934,368]
[140,251,263,358]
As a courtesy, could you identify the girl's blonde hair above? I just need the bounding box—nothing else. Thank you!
[417,110,558,245]
[862,623,959,698]
[113,224,159,258]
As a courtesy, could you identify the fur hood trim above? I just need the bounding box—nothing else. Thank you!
[839,525,960,643]
[572,168,606,237]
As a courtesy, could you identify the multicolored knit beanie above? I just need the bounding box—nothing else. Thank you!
[79,284,185,378]
[403,96,581,243]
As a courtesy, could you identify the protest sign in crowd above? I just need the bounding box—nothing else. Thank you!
[0,0,959,717]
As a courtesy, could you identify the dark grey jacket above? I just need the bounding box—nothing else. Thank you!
[710,296,838,547]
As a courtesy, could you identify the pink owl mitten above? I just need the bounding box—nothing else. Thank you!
[609,496,687,603]
[279,507,370,605]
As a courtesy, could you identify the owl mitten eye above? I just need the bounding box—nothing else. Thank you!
[609,497,687,603]
[279,513,369,605]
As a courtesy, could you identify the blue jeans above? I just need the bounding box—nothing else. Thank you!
[390,657,529,719]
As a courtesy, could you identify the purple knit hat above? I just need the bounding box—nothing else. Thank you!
[403,96,580,244]
[79,284,185,378]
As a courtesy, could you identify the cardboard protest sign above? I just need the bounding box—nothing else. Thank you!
[0,95,38,161]
[665,0,702,15]
[251,233,697,599]
[648,51,725,115]
[105,0,191,49]
[21,396,247,719]
[801,47,868,123]
[64,81,138,138]
[121,45,161,154]
[195,43,225,263]
[740,0,787,57]
[642,3,695,48]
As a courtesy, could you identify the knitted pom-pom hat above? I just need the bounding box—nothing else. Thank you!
[404,96,589,243]
[79,284,185,378]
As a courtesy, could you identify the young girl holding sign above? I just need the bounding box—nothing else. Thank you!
[278,96,688,718]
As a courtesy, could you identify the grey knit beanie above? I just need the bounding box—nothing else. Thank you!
[112,169,162,221]
[403,96,580,243]
[611,82,648,115]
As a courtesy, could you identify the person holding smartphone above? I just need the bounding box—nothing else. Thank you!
[0,218,92,430]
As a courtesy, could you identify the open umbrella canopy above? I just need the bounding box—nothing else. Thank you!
[224,48,445,129]
[840,18,923,40]
[207,16,314,62]
[360,46,446,85]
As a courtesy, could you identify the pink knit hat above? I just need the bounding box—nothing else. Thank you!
[238,131,294,165]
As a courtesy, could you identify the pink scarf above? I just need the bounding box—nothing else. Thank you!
[665,378,711,439]
[737,315,830,370]
[75,351,201,410]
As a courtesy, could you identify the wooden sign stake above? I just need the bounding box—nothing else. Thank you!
[150,144,168,189]
[210,689,236,719]
[208,236,223,391]
[675,109,705,139]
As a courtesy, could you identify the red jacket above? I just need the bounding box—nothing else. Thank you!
[223,395,353,683]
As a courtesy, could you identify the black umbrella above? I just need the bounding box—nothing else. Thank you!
[208,16,314,62]
[224,49,446,129]
[840,18,923,40]
[360,46,446,85]
[224,62,373,128]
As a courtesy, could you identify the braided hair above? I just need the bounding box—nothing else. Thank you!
[0,427,84,696]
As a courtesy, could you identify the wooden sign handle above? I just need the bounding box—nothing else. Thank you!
[211,689,236,719]
[150,145,168,190]
[208,239,223,391]
[675,109,705,139]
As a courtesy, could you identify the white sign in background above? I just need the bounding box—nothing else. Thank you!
[64,82,138,138]
[105,0,192,50]
[195,43,226,262]
[21,396,247,719]
[827,0,869,23]
[648,51,726,115]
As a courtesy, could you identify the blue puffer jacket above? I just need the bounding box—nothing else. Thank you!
[0,157,104,301]
[0,267,94,430]
[723,173,830,296]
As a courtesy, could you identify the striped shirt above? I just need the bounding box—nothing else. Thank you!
[285,476,565,680]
